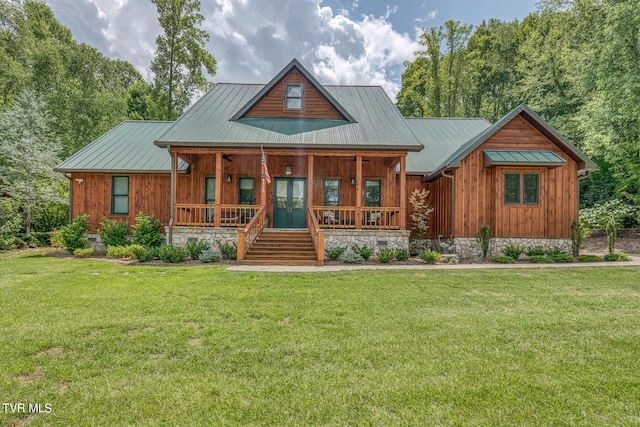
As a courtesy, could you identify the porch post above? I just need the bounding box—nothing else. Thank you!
[355,154,362,229]
[214,151,222,227]
[307,153,314,210]
[399,154,407,229]
[168,146,175,244]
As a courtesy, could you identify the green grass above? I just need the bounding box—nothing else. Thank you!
[1,251,640,426]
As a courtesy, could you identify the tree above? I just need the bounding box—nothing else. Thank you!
[0,90,64,234]
[150,0,217,120]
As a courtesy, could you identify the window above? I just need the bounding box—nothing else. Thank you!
[364,180,381,207]
[111,176,129,215]
[504,173,520,204]
[285,84,303,110]
[323,179,340,206]
[504,173,540,205]
[238,178,254,205]
[204,177,216,204]
[523,174,539,204]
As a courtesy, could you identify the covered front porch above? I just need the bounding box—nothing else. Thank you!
[169,147,408,231]
[168,147,408,264]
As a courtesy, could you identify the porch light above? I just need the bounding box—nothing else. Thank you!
[285,164,292,176]
[350,176,355,185]
[226,174,232,183]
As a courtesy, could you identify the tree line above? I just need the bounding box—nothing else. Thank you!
[0,0,215,241]
[396,0,639,209]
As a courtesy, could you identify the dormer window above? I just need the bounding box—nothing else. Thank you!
[285,84,303,110]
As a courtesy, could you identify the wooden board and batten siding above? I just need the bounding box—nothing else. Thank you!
[442,115,578,239]
[70,173,171,231]
[246,70,342,119]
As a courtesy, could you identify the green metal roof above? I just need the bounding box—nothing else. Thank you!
[236,118,349,135]
[484,150,566,167]
[55,121,188,173]
[405,118,491,174]
[424,103,598,180]
[154,84,424,151]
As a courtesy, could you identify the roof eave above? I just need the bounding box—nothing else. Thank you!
[154,141,424,152]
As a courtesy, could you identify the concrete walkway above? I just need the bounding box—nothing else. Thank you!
[226,255,640,273]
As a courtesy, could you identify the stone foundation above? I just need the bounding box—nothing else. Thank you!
[411,237,572,259]
[454,237,572,260]
[323,229,410,251]
[166,226,238,249]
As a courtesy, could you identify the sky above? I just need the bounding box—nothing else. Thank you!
[45,0,538,99]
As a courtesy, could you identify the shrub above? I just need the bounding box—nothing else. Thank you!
[33,202,69,232]
[525,246,546,257]
[545,247,567,256]
[492,256,515,264]
[97,218,130,248]
[419,249,441,264]
[50,229,65,248]
[186,240,210,260]
[605,216,617,255]
[409,188,434,238]
[570,220,589,257]
[132,212,163,247]
[199,249,221,263]
[476,225,492,259]
[376,248,396,264]
[342,251,365,264]
[528,255,552,263]
[469,257,481,264]
[394,248,410,261]
[73,248,94,258]
[158,245,188,263]
[351,244,374,261]
[579,199,638,230]
[325,246,347,261]
[548,253,574,263]
[216,240,237,260]
[448,257,459,265]
[603,253,630,262]
[131,246,158,262]
[107,245,142,259]
[60,214,90,253]
[502,244,524,261]
[577,255,602,263]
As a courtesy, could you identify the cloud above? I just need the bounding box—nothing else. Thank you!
[46,0,420,98]
[415,9,439,23]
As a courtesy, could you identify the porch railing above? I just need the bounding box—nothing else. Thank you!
[237,205,267,261]
[312,206,401,230]
[307,207,325,265]
[175,204,260,227]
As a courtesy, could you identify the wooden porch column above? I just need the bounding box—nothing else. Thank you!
[171,148,178,233]
[355,154,362,229]
[214,151,222,227]
[399,154,407,229]
[307,153,314,209]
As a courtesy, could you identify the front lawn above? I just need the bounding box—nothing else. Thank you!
[1,251,639,426]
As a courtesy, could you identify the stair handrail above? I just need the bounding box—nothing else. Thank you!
[307,206,325,265]
[237,205,267,261]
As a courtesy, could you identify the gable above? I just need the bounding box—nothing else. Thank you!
[422,104,597,181]
[245,70,343,119]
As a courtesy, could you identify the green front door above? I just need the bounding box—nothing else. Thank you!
[273,178,306,228]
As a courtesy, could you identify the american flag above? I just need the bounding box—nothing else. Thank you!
[261,146,271,184]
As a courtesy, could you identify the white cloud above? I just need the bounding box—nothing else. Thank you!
[47,0,420,98]
[415,9,439,23]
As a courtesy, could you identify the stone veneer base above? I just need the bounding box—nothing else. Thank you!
[412,237,572,260]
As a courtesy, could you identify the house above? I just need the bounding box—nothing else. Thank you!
[55,59,597,264]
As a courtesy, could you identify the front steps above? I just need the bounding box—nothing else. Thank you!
[239,229,322,266]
